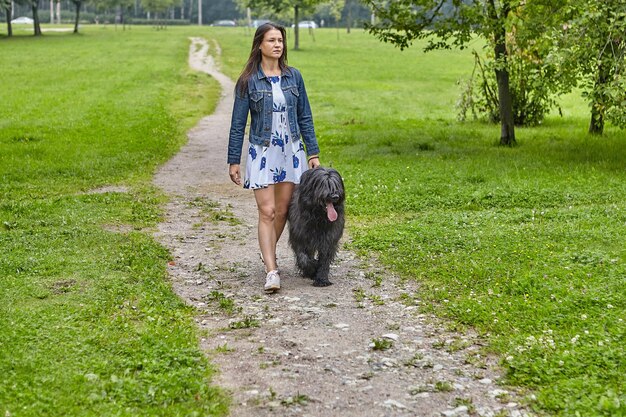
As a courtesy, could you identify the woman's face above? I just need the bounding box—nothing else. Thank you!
[259,29,284,61]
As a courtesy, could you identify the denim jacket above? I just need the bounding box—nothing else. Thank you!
[227,66,319,165]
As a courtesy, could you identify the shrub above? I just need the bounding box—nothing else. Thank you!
[457,48,563,127]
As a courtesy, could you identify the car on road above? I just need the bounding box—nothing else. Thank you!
[11,16,34,24]
[212,20,236,27]
[292,20,318,29]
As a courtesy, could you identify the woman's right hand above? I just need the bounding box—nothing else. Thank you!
[229,164,242,186]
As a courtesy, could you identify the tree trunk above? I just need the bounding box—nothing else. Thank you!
[487,0,515,145]
[346,0,352,34]
[73,1,80,33]
[588,62,611,135]
[32,3,41,36]
[5,7,12,36]
[494,50,516,145]
[589,106,604,135]
[294,5,299,50]
[49,0,53,23]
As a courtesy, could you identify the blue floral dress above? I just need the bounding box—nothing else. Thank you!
[244,76,308,190]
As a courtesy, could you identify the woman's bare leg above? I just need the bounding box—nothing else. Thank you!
[273,182,295,242]
[254,183,296,273]
[254,186,278,272]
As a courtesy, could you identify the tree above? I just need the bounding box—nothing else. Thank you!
[246,0,325,50]
[364,0,519,145]
[344,0,351,32]
[313,0,344,28]
[71,0,84,33]
[314,0,344,37]
[17,0,43,35]
[554,0,626,134]
[2,0,12,37]
[457,1,572,126]
[141,0,176,28]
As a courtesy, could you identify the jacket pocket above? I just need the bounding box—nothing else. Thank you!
[285,86,299,97]
[250,92,264,112]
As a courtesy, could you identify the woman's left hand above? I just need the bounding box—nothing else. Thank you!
[308,155,320,169]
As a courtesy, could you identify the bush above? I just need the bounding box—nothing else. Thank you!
[130,18,191,26]
[35,10,97,24]
[457,49,563,126]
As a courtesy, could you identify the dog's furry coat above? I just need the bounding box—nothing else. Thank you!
[288,167,345,286]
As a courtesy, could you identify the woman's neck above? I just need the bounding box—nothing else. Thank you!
[261,59,281,76]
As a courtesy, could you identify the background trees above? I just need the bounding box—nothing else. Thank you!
[15,0,43,35]
[363,0,518,145]
[364,0,626,141]
[2,0,625,138]
[554,0,626,135]
[242,0,326,49]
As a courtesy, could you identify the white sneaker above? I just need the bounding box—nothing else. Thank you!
[264,270,280,293]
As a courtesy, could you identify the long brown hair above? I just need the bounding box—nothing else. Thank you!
[236,22,288,96]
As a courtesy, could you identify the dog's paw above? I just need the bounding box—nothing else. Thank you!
[312,280,333,287]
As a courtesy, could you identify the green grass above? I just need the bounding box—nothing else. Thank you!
[212,28,625,416]
[1,27,226,416]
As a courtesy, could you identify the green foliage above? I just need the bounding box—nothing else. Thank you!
[228,316,260,329]
[365,0,626,134]
[363,0,521,144]
[363,0,478,52]
[458,47,564,126]
[0,27,226,416]
[315,0,344,25]
[553,0,626,132]
[243,0,327,49]
[370,338,393,351]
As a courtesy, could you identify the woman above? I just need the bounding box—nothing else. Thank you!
[227,22,321,293]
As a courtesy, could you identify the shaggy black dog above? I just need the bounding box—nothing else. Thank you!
[288,167,345,287]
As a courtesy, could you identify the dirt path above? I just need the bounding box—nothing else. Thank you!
[153,37,532,417]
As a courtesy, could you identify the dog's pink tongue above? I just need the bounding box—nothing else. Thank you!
[326,203,338,222]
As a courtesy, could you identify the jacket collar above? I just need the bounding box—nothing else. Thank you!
[256,66,292,80]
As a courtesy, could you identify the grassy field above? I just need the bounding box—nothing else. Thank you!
[212,27,626,416]
[2,24,625,416]
[0,26,225,416]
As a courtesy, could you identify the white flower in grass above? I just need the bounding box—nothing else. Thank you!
[607,304,614,309]
[506,355,514,362]
[571,335,580,344]
[525,335,537,345]
[558,360,564,366]
[581,314,587,320]
[598,341,604,346]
